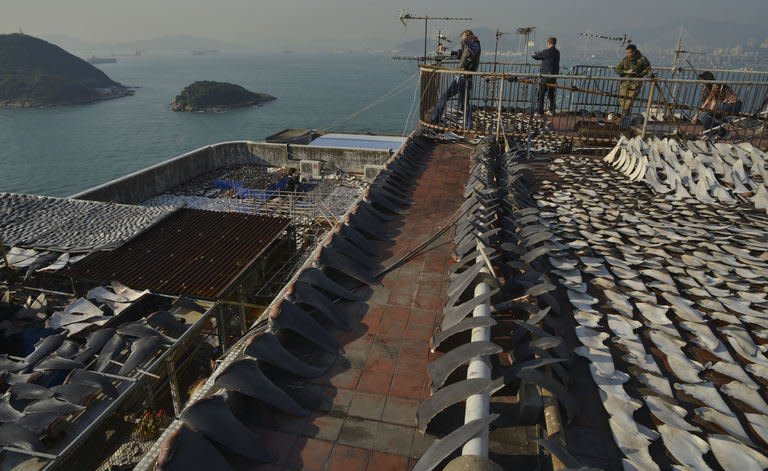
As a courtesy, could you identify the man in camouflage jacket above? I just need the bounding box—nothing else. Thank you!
[615,44,651,120]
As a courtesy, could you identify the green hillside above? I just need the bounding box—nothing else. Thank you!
[172,81,275,111]
[0,33,132,107]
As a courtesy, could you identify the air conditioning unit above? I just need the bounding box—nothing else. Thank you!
[299,160,322,181]
[363,164,384,182]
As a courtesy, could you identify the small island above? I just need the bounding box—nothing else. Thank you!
[0,33,132,107]
[171,81,276,112]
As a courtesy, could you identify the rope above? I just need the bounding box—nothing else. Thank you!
[375,201,470,278]
[402,75,421,137]
[319,72,419,132]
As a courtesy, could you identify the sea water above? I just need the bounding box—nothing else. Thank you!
[0,53,418,196]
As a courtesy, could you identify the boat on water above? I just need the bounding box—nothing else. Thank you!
[86,56,117,65]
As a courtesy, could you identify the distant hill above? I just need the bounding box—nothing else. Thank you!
[0,33,132,107]
[171,81,276,112]
[639,19,766,51]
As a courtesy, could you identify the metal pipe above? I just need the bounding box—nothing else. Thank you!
[461,246,493,457]
[2,447,58,460]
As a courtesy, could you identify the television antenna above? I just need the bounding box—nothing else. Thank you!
[436,30,452,57]
[578,31,631,59]
[578,31,631,45]
[670,26,706,78]
[399,9,472,63]
[516,27,536,64]
[665,26,708,121]
[493,29,512,72]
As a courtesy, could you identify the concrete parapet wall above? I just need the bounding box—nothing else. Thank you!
[72,140,390,204]
[248,142,391,171]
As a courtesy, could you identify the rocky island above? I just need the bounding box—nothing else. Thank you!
[171,81,276,112]
[0,33,133,107]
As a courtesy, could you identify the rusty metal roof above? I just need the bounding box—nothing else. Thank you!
[67,209,289,298]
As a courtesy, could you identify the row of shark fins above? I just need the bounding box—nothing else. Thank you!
[411,138,504,471]
[496,144,596,469]
[154,138,428,470]
[411,139,586,470]
[605,136,768,212]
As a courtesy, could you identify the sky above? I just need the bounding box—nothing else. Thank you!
[2,0,767,51]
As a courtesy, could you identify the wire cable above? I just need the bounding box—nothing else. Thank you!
[319,72,418,132]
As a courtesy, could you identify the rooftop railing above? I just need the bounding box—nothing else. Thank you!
[419,63,768,149]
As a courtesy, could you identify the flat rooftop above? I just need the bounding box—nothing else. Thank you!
[309,133,407,152]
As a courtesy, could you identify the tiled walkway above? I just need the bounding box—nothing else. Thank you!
[256,142,470,471]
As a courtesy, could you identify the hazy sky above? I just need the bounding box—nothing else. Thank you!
[3,0,767,50]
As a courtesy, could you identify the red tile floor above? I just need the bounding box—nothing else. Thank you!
[255,142,470,470]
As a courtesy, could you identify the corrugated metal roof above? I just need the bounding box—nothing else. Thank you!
[67,209,290,298]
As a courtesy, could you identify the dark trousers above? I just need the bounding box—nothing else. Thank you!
[430,76,473,128]
[700,101,743,129]
[537,78,557,114]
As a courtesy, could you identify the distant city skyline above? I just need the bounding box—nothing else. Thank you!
[3,0,768,52]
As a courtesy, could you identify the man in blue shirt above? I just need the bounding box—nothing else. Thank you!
[532,37,560,116]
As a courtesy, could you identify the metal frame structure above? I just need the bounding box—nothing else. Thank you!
[419,63,768,149]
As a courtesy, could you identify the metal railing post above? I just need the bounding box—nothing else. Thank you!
[463,76,469,132]
[165,356,182,417]
[496,74,505,141]
[641,78,657,138]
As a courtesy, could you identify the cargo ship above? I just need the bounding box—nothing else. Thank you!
[86,56,117,65]
[2,39,768,471]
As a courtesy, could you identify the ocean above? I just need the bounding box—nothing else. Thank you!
[0,53,418,197]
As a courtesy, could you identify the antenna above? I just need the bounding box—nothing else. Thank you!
[398,9,472,63]
[516,26,536,64]
[666,26,707,118]
[493,29,511,72]
[436,30,452,57]
[578,31,631,60]
[578,31,631,45]
[671,26,706,77]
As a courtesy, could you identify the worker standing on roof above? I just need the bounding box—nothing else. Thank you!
[284,168,299,193]
[615,44,651,126]
[532,37,560,117]
[429,30,481,129]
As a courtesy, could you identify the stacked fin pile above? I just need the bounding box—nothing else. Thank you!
[496,144,589,467]
[605,136,768,212]
[535,154,768,470]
